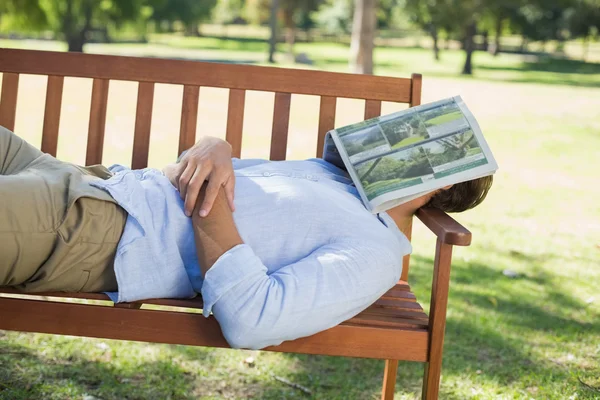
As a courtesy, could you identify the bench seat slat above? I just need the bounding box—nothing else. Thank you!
[0,72,19,131]
[41,75,64,156]
[86,78,110,165]
[0,296,428,361]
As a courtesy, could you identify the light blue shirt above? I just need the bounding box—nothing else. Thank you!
[90,158,411,349]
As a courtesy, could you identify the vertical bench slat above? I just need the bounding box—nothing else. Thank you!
[364,100,382,120]
[0,72,19,131]
[132,82,155,169]
[41,75,64,156]
[178,85,200,157]
[226,89,245,158]
[269,92,292,161]
[316,96,337,158]
[86,78,110,165]
[410,73,422,107]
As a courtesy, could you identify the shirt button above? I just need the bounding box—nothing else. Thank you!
[263,172,271,177]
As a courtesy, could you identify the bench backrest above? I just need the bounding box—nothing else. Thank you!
[0,48,422,280]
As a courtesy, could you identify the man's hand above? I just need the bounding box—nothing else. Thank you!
[163,136,235,217]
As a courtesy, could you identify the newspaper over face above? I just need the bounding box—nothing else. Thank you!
[324,96,498,213]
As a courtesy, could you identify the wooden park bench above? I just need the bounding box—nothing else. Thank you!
[0,48,472,399]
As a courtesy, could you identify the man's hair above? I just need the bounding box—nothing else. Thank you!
[425,175,493,213]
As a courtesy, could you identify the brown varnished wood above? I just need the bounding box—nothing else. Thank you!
[179,85,200,156]
[0,296,429,361]
[226,89,245,158]
[41,75,64,156]
[0,72,19,131]
[410,73,422,107]
[364,99,382,120]
[401,218,413,282]
[422,239,453,399]
[381,359,399,400]
[316,96,336,158]
[416,207,472,246]
[86,78,110,165]
[374,298,423,311]
[0,49,412,103]
[270,92,292,161]
[132,81,154,169]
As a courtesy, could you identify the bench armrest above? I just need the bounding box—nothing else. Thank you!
[416,208,472,246]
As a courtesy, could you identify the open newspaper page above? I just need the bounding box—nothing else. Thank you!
[326,96,497,213]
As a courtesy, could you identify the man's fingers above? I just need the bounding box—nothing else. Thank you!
[224,175,236,212]
[199,178,222,217]
[184,167,210,217]
[177,162,194,200]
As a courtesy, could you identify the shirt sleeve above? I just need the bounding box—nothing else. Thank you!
[200,238,404,349]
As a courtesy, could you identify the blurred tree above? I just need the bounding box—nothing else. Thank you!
[150,0,217,36]
[564,0,600,59]
[350,0,377,73]
[313,0,353,35]
[404,0,457,61]
[212,0,247,25]
[2,0,144,52]
[258,0,319,62]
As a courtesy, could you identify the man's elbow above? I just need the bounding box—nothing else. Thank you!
[219,319,277,350]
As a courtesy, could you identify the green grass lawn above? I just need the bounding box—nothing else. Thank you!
[1,35,599,399]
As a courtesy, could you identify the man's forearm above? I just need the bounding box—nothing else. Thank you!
[192,186,243,276]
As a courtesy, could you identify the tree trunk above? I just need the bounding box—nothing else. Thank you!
[349,0,377,74]
[489,16,502,56]
[430,25,440,61]
[268,0,280,63]
[481,30,489,51]
[67,33,85,52]
[462,21,476,75]
[283,9,296,60]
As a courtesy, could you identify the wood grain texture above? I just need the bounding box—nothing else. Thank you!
[86,78,109,165]
[364,99,382,120]
[410,73,422,107]
[422,239,454,399]
[226,89,245,158]
[0,49,413,102]
[41,75,64,156]
[179,85,200,156]
[316,96,336,158]
[132,82,154,169]
[269,92,292,160]
[416,208,472,246]
[381,360,399,400]
[0,296,429,361]
[0,72,19,131]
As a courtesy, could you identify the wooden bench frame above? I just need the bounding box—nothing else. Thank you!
[0,48,471,400]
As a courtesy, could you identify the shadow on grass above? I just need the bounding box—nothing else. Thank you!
[0,340,197,400]
[233,251,600,399]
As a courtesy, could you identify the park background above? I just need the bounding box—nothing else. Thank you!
[0,0,599,399]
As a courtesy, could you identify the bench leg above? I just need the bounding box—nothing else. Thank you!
[422,357,442,399]
[381,359,398,400]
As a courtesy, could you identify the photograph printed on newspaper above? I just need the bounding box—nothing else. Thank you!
[325,96,498,213]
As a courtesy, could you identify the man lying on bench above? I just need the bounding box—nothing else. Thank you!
[0,127,492,349]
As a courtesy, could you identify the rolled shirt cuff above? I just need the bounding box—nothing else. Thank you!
[201,243,267,317]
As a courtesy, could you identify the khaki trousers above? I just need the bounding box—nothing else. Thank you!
[0,126,127,293]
